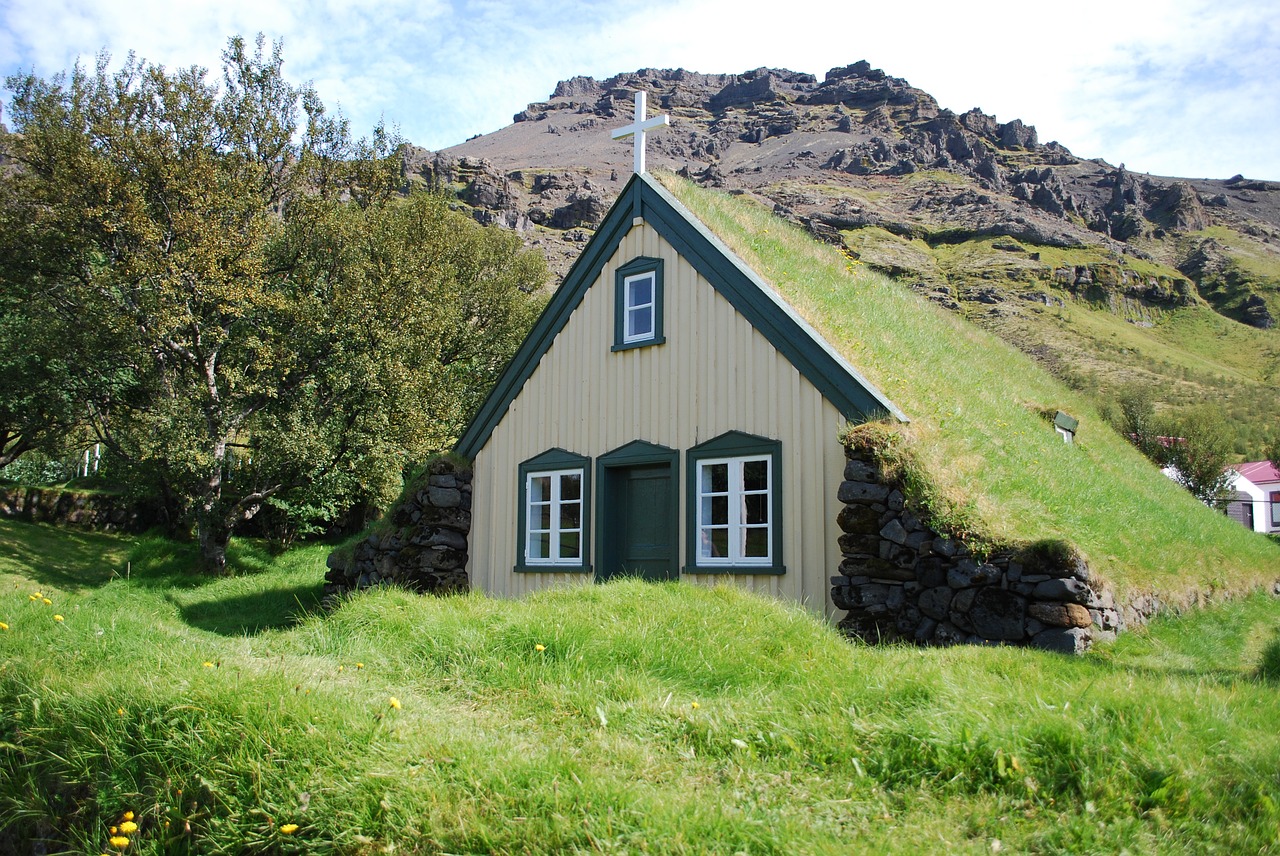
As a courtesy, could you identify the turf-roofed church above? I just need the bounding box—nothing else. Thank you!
[456,92,903,616]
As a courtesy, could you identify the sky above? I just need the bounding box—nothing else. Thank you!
[2,0,1277,180]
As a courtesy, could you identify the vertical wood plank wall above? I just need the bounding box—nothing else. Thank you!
[468,221,849,618]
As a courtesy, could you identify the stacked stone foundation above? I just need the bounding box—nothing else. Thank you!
[832,442,1134,654]
[325,458,471,600]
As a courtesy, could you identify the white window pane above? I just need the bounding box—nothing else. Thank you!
[743,527,769,558]
[743,459,768,492]
[561,473,581,501]
[745,494,768,525]
[529,532,550,559]
[530,475,550,504]
[701,527,728,559]
[560,531,581,559]
[627,306,653,338]
[701,463,728,494]
[532,503,551,530]
[560,500,581,530]
[628,275,653,307]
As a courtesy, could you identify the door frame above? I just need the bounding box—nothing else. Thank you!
[595,440,680,582]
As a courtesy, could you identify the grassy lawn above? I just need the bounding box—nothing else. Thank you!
[2,520,1279,854]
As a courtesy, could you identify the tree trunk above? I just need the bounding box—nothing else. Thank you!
[197,514,232,575]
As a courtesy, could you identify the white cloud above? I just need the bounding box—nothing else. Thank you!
[2,0,1277,178]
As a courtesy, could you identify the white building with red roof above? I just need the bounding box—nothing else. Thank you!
[1225,460,1280,533]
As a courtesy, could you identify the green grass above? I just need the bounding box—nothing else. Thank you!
[2,521,1280,853]
[658,173,1280,598]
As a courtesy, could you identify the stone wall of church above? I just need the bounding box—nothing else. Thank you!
[831,440,1150,654]
[324,458,471,601]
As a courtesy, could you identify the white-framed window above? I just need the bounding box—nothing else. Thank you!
[695,455,772,566]
[1271,491,1280,528]
[612,256,664,352]
[525,468,584,565]
[623,272,656,343]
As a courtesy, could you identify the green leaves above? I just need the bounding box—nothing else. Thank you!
[0,37,545,570]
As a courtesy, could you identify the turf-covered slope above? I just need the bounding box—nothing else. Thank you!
[658,174,1280,599]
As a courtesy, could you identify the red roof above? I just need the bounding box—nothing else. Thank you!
[1231,460,1280,485]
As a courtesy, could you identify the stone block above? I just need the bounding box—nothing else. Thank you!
[427,486,463,508]
[848,583,891,609]
[947,561,999,589]
[839,532,879,554]
[919,586,953,620]
[1032,578,1091,604]
[428,473,458,489]
[914,617,938,642]
[887,490,906,511]
[969,588,1027,640]
[880,518,909,545]
[950,587,978,613]
[917,558,947,589]
[1030,627,1092,655]
[933,537,958,558]
[904,531,931,552]
[934,621,967,645]
[1028,601,1092,628]
[843,459,879,482]
[838,481,890,503]
[837,503,881,533]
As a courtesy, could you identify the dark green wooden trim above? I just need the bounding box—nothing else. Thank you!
[514,448,592,574]
[455,172,904,460]
[684,431,785,575]
[612,256,666,352]
[595,440,680,583]
[455,178,643,459]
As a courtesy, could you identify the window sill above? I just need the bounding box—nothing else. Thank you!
[681,564,786,576]
[514,564,593,574]
[611,335,666,353]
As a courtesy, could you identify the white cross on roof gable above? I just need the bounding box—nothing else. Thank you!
[611,91,670,175]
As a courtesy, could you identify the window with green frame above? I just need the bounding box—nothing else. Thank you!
[516,449,592,572]
[612,256,665,351]
[685,431,785,575]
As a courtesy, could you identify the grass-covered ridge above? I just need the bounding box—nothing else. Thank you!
[2,520,1279,853]
[658,173,1280,599]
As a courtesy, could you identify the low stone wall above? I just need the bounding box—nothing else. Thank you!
[0,486,155,532]
[324,459,472,599]
[831,441,1139,654]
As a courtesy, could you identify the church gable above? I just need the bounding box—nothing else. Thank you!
[455,173,902,460]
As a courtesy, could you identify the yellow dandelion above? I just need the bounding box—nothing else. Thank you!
[53,614,64,622]
[388,697,402,710]
[111,826,117,834]
[0,621,8,631]
[202,661,214,668]
[356,662,364,669]
[535,644,545,652]
[42,597,51,605]
[691,702,700,709]
[28,595,38,601]
[280,823,299,835]
[32,591,42,598]
[119,820,137,833]
[122,811,134,821]
[109,834,129,848]
[117,708,124,716]
[337,665,344,673]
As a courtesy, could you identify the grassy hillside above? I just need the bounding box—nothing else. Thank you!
[660,174,1280,599]
[838,217,1280,458]
[2,521,1279,853]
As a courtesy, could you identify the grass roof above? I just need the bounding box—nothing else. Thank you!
[657,173,1280,599]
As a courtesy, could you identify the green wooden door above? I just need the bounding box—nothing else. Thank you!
[600,463,676,582]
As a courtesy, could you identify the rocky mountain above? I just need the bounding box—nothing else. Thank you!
[401,62,1280,455]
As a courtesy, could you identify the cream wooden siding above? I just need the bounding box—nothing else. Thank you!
[468,221,849,617]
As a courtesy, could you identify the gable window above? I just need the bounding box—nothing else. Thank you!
[517,449,592,572]
[613,256,665,351]
[1271,491,1280,528]
[685,432,784,574]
